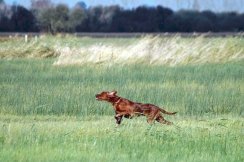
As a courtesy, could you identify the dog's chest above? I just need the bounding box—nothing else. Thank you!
[113,100,133,112]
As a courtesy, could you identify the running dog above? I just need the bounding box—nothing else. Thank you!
[95,91,177,126]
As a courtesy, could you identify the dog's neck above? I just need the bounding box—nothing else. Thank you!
[108,96,121,105]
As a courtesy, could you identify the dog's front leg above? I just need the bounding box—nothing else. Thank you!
[114,114,123,126]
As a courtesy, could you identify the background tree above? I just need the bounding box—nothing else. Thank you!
[154,6,173,31]
[31,0,53,32]
[69,6,86,32]
[0,16,12,31]
[53,4,70,32]
[74,1,87,10]
[237,13,244,31]
[216,12,240,32]
[31,0,52,10]
[0,0,13,31]
[201,11,217,31]
[38,4,70,33]
[10,5,37,32]
[38,7,55,33]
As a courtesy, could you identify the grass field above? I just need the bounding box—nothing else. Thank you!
[0,36,244,161]
[0,115,243,162]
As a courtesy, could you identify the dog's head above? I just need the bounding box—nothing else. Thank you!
[95,91,117,102]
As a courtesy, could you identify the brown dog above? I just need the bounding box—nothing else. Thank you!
[95,91,177,126]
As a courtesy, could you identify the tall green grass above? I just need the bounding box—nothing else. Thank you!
[0,59,243,116]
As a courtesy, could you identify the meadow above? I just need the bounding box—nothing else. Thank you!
[0,36,244,161]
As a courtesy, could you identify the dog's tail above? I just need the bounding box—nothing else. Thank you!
[159,108,177,115]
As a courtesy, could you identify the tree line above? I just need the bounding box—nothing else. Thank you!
[0,1,244,33]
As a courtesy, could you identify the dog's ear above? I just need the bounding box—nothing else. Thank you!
[108,91,117,96]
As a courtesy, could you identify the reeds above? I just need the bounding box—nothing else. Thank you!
[53,36,244,65]
[1,36,243,65]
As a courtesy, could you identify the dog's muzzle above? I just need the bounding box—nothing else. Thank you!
[95,94,101,100]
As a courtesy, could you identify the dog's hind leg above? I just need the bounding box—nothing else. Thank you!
[156,115,173,125]
[146,112,158,124]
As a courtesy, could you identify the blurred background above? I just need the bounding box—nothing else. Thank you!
[0,0,244,33]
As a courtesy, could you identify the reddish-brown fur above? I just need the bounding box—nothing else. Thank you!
[95,91,177,126]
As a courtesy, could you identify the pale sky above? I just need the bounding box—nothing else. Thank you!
[4,0,244,13]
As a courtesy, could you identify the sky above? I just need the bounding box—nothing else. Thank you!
[3,0,244,13]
